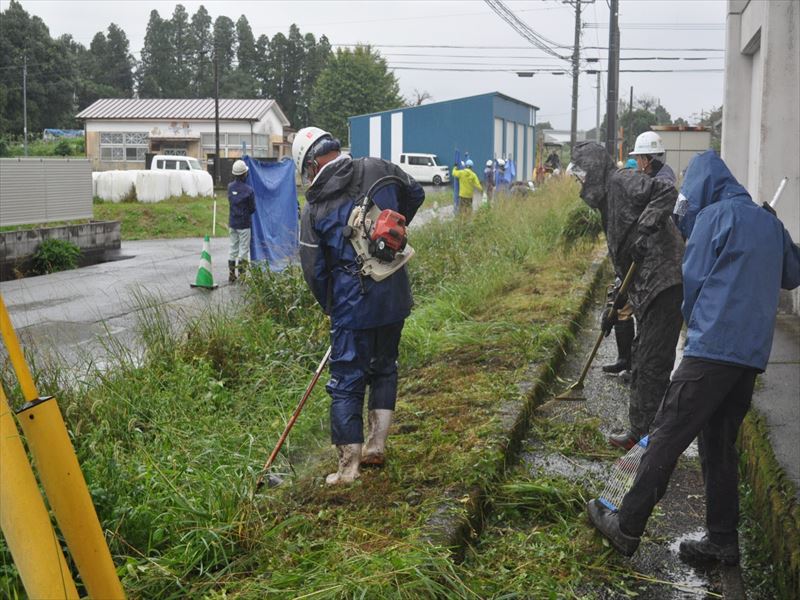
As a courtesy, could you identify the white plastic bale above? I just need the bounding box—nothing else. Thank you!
[178,171,199,197]
[95,172,113,201]
[111,171,137,202]
[135,171,171,203]
[194,171,214,197]
[92,172,100,198]
[167,171,183,198]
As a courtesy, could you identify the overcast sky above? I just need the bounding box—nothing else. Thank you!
[5,0,727,130]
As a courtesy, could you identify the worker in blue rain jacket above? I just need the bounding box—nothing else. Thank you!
[293,126,425,486]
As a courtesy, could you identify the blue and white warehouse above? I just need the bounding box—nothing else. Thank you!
[348,92,539,181]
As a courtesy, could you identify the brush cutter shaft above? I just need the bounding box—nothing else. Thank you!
[257,346,332,480]
[574,262,638,387]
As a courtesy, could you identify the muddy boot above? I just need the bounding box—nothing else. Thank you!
[325,443,362,485]
[228,260,237,283]
[361,409,393,468]
[602,319,634,374]
[587,499,640,557]
[237,259,248,282]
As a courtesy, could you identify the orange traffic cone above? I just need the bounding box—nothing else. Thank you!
[190,235,218,289]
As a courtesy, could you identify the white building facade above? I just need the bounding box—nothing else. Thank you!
[76,98,290,171]
[722,0,799,310]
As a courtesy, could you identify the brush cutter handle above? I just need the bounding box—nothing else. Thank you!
[255,346,332,487]
[574,262,638,388]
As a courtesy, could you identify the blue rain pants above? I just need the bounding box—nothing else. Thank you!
[326,320,404,445]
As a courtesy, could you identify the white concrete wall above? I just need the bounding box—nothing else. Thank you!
[723,0,800,313]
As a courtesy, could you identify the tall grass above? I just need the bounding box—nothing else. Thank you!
[1,177,604,598]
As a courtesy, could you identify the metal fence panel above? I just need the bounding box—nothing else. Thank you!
[0,158,92,227]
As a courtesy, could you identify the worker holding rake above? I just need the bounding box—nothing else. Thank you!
[587,151,800,564]
[293,126,424,486]
[567,141,685,450]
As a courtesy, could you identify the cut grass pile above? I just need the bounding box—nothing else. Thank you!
[2,177,616,598]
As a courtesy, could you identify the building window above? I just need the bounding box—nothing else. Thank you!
[99,131,148,162]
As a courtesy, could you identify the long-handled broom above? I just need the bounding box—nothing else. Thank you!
[253,345,332,491]
[555,261,638,401]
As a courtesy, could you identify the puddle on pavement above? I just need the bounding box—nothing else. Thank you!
[660,528,720,599]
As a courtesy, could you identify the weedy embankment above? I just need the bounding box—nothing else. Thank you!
[2,178,619,599]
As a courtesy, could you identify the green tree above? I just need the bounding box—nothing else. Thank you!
[0,0,76,133]
[213,15,236,94]
[189,5,214,97]
[310,45,402,142]
[296,33,331,127]
[225,15,258,97]
[138,9,173,97]
[169,5,193,97]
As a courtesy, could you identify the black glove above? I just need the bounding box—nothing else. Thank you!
[762,202,777,217]
[630,235,649,264]
[600,306,618,337]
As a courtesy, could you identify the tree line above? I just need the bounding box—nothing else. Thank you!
[0,0,403,142]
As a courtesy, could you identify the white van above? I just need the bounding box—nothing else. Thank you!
[398,153,450,185]
[150,155,204,171]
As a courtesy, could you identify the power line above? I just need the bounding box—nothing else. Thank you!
[585,22,725,30]
[483,0,571,61]
[332,43,724,52]
[380,52,722,61]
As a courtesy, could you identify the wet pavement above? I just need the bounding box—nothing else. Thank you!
[524,294,754,599]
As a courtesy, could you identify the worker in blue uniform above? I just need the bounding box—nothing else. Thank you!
[293,126,425,485]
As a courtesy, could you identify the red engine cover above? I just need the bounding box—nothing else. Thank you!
[370,209,407,251]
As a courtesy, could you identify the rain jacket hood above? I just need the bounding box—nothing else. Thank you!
[679,151,800,370]
[571,141,616,210]
[572,141,684,317]
[676,150,750,239]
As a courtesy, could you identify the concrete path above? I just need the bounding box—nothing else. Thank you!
[751,313,800,501]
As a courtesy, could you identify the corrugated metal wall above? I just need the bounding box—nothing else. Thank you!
[0,158,92,227]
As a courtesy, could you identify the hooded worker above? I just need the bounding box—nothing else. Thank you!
[293,127,425,485]
[227,159,256,283]
[568,141,685,450]
[587,150,800,564]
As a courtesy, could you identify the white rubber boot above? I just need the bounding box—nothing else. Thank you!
[325,443,362,485]
[361,409,393,467]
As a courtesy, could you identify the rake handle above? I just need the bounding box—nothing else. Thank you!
[255,345,332,488]
[573,261,638,388]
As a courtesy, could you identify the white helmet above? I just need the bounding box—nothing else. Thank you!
[292,126,331,175]
[497,158,506,168]
[486,160,493,167]
[629,131,665,156]
[231,159,248,176]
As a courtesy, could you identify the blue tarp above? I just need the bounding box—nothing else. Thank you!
[244,156,299,271]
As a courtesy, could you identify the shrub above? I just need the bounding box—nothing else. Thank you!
[54,140,72,156]
[31,238,81,274]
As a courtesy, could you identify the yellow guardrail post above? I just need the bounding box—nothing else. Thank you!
[0,387,79,599]
[0,293,125,599]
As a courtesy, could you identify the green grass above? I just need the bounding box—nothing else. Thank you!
[1,136,84,157]
[93,194,229,240]
[0,177,619,598]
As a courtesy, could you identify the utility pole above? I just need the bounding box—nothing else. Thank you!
[213,48,220,187]
[569,0,582,150]
[605,0,619,156]
[23,55,28,157]
[627,85,633,153]
[595,71,601,143]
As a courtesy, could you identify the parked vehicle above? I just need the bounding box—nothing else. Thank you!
[150,155,204,171]
[398,153,450,185]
